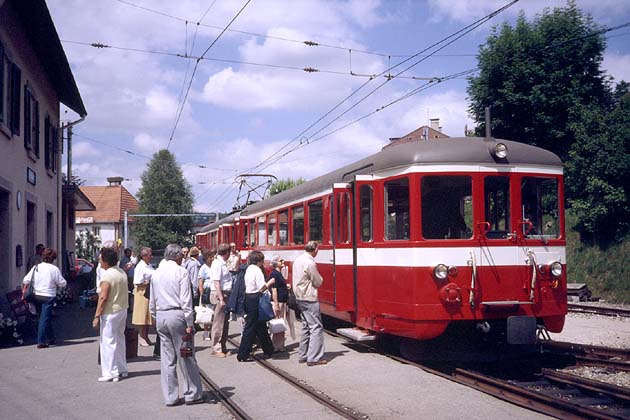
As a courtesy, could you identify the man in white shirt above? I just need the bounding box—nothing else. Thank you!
[149,243,204,407]
[209,243,233,357]
[293,241,326,366]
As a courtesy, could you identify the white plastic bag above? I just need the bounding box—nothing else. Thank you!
[195,306,214,325]
[268,318,286,334]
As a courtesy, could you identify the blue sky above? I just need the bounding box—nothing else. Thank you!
[48,0,630,213]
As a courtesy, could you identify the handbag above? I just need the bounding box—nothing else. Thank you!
[268,318,286,334]
[195,305,214,325]
[287,288,298,311]
[142,282,150,300]
[258,292,274,321]
[24,264,38,303]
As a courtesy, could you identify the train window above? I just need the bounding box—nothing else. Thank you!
[385,178,410,240]
[243,221,249,248]
[249,220,256,247]
[308,200,323,242]
[484,176,510,239]
[359,185,373,242]
[421,176,472,240]
[336,192,350,243]
[521,177,559,239]
[292,206,304,245]
[258,216,267,246]
[267,214,277,246]
[279,210,288,245]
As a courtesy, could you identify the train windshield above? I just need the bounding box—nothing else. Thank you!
[484,176,510,239]
[421,176,472,240]
[521,177,560,239]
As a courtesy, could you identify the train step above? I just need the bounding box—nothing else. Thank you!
[336,328,376,342]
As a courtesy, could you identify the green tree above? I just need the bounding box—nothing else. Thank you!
[467,1,610,162]
[268,177,306,196]
[566,88,630,243]
[134,150,195,249]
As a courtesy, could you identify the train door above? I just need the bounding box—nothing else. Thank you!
[332,183,355,311]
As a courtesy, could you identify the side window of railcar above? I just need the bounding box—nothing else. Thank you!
[521,177,559,239]
[292,206,304,245]
[267,214,277,246]
[385,178,410,240]
[249,221,256,247]
[336,192,351,243]
[359,185,373,242]
[308,200,323,242]
[484,176,510,239]
[279,210,288,245]
[257,216,266,246]
[421,176,472,240]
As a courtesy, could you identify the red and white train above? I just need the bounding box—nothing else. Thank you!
[197,137,566,344]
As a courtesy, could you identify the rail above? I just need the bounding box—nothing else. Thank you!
[198,369,254,420]
[568,303,630,318]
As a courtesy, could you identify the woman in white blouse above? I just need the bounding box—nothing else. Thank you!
[132,247,154,346]
[236,250,274,362]
[22,248,67,348]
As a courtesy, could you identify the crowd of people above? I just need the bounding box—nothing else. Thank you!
[21,240,329,407]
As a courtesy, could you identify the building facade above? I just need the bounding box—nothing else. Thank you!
[75,177,140,254]
[0,0,88,293]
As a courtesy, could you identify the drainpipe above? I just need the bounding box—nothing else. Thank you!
[59,115,85,274]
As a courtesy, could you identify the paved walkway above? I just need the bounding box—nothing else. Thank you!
[0,300,552,420]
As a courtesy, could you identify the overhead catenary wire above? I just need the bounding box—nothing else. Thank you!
[167,0,252,150]
[113,0,432,59]
[247,0,520,174]
[60,39,446,81]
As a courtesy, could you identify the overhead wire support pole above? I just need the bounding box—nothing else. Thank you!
[123,212,218,248]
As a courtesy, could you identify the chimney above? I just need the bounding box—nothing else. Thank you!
[429,118,440,132]
[107,176,124,186]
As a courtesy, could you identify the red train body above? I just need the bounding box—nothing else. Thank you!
[197,137,566,342]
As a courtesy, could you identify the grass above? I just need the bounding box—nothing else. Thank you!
[566,211,630,304]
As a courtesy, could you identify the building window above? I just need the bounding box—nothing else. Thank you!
[292,205,304,245]
[93,226,100,237]
[9,61,21,135]
[24,84,39,157]
[422,176,472,240]
[0,42,4,126]
[308,200,323,242]
[385,178,409,240]
[359,185,373,242]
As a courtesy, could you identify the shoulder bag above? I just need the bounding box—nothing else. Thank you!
[24,264,38,303]
[258,292,274,321]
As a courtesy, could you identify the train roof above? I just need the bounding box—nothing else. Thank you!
[198,211,240,234]
[239,137,561,217]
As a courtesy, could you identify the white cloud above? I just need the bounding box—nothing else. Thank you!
[72,141,100,159]
[133,133,162,155]
[427,0,630,24]
[603,53,630,84]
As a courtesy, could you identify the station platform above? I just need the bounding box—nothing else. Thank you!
[0,301,551,420]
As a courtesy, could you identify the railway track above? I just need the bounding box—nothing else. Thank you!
[568,304,630,318]
[325,327,630,419]
[204,337,369,420]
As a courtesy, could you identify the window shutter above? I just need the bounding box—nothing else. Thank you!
[10,63,20,135]
[33,100,39,157]
[44,116,51,169]
[52,125,59,172]
[23,85,31,149]
[0,43,4,124]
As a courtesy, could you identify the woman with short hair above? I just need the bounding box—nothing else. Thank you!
[132,247,154,346]
[237,250,274,362]
[93,247,129,382]
[22,248,67,348]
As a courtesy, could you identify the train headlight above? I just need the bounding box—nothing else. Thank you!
[549,261,562,277]
[433,264,448,281]
[493,143,508,159]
